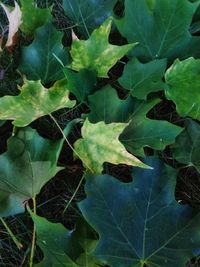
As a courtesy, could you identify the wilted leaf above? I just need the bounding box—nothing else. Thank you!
[0,79,76,127]
[79,157,200,267]
[74,119,150,173]
[119,58,167,100]
[20,0,52,36]
[0,127,64,217]
[0,1,22,48]
[70,17,136,77]
[18,23,70,83]
[165,57,200,121]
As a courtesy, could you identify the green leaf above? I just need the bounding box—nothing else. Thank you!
[87,85,135,123]
[79,157,200,267]
[18,23,69,84]
[62,0,118,37]
[86,90,182,156]
[172,119,200,173]
[71,219,100,267]
[115,0,198,60]
[165,57,200,121]
[74,118,150,174]
[30,213,100,267]
[120,98,183,156]
[118,58,167,100]
[0,79,76,127]
[31,213,79,267]
[20,0,52,36]
[70,17,136,78]
[0,127,64,217]
[63,68,97,102]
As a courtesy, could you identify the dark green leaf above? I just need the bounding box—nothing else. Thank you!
[172,119,200,173]
[31,213,79,267]
[87,86,135,123]
[19,23,69,84]
[120,98,183,156]
[115,0,199,60]
[30,213,100,267]
[79,157,200,267]
[63,68,97,102]
[0,127,64,217]
[62,0,118,38]
[119,58,167,100]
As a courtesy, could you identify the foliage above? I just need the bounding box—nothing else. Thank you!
[0,0,200,267]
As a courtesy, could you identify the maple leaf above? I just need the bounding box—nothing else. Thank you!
[74,119,151,173]
[70,17,136,77]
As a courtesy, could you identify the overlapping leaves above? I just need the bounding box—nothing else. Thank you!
[0,1,200,266]
[0,127,64,217]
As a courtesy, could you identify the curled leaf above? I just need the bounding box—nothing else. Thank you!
[0,1,22,49]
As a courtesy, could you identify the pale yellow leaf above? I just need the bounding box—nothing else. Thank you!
[1,1,22,48]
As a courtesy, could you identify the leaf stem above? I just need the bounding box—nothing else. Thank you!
[49,113,93,173]
[0,217,23,250]
[63,175,85,214]
[29,196,36,267]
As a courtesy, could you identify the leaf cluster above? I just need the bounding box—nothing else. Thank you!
[0,0,200,267]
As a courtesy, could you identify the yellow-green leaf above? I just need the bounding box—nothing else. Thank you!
[0,80,76,127]
[74,119,151,174]
[70,17,136,77]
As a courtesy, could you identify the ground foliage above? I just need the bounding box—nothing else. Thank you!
[0,0,200,267]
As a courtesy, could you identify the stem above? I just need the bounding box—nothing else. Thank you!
[49,114,93,173]
[63,175,85,214]
[0,218,23,249]
[29,196,36,267]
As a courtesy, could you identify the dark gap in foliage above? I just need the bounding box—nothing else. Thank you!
[103,162,133,183]
[176,167,200,206]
